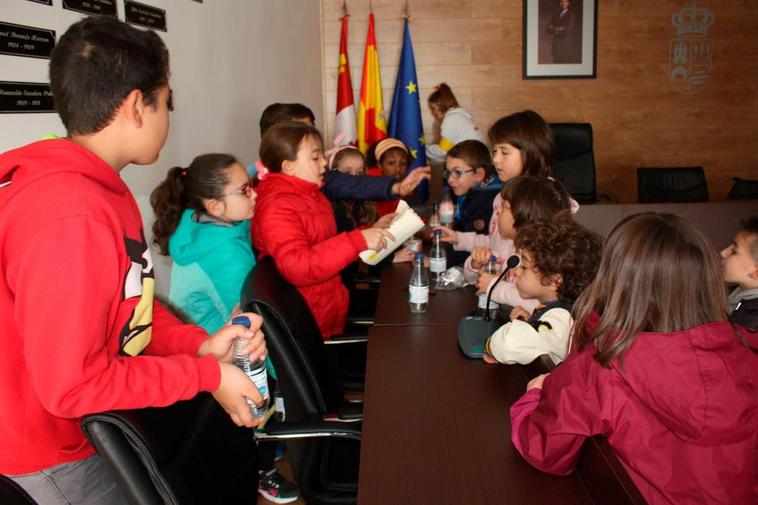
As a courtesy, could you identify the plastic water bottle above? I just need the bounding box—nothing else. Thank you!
[439,187,455,227]
[429,229,447,287]
[409,253,429,313]
[231,315,270,417]
[477,255,500,318]
[428,201,441,228]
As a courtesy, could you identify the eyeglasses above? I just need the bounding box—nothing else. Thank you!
[444,168,475,180]
[221,181,254,199]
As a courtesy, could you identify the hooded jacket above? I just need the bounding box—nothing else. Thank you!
[510,320,758,505]
[168,209,256,335]
[729,286,758,331]
[0,140,218,474]
[251,173,367,339]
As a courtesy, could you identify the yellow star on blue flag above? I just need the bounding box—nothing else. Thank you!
[388,18,428,200]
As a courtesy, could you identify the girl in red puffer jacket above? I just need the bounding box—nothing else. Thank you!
[251,122,393,339]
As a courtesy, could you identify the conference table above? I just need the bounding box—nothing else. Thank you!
[357,263,596,505]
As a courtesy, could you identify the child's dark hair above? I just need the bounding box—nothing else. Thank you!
[572,213,732,366]
[427,83,459,114]
[150,153,238,255]
[447,140,494,178]
[488,110,555,178]
[737,216,758,261]
[515,214,602,302]
[260,122,323,173]
[259,103,316,136]
[50,16,169,135]
[501,176,571,230]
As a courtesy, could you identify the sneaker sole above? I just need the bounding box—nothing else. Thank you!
[257,488,299,504]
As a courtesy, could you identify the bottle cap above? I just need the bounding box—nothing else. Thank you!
[490,255,497,262]
[414,252,425,261]
[433,229,442,236]
[231,315,251,328]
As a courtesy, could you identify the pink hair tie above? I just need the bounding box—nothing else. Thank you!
[255,159,270,180]
[325,132,358,170]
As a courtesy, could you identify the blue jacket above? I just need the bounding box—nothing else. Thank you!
[322,170,396,200]
[168,209,255,335]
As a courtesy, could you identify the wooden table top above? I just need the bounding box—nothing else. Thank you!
[357,323,592,505]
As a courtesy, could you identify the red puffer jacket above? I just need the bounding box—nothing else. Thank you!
[251,173,367,339]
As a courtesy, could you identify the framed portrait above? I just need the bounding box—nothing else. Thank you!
[523,0,598,79]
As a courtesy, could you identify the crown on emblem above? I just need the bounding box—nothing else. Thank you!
[671,2,714,37]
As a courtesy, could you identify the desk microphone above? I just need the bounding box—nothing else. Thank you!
[457,254,520,358]
[484,254,521,321]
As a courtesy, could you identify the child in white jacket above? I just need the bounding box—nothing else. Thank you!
[483,214,601,365]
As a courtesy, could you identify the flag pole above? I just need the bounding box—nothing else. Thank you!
[342,0,348,17]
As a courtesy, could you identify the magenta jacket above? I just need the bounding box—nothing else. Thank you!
[251,173,367,339]
[510,319,758,505]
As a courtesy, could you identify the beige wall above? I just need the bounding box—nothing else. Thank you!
[321,0,758,202]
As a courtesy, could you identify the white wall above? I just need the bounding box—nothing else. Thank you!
[0,0,324,296]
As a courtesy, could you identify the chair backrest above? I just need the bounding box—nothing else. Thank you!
[637,166,708,203]
[550,123,597,203]
[240,256,333,421]
[727,177,758,200]
[81,394,259,505]
[576,436,648,505]
[0,475,38,505]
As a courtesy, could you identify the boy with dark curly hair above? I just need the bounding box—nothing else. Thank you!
[484,213,601,365]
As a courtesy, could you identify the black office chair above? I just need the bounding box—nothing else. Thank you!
[637,166,709,203]
[81,393,259,505]
[727,177,758,199]
[0,475,38,505]
[241,256,363,505]
[550,123,598,203]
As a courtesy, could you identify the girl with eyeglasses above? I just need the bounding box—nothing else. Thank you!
[441,140,501,266]
[150,153,302,502]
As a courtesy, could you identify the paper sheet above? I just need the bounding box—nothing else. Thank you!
[359,200,425,265]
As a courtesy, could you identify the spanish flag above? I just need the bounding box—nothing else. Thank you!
[334,13,357,146]
[357,12,387,154]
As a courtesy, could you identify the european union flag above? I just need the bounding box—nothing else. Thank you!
[388,17,428,201]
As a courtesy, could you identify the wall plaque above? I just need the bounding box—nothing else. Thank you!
[0,81,55,114]
[62,0,118,18]
[125,1,167,32]
[0,22,56,59]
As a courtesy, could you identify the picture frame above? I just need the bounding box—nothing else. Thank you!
[523,0,598,79]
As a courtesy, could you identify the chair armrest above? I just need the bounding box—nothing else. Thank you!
[325,334,368,345]
[254,421,362,442]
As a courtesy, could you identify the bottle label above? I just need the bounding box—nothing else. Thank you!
[430,257,446,273]
[478,292,499,310]
[248,368,270,401]
[439,209,454,224]
[409,285,429,303]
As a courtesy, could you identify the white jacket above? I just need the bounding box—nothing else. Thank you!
[485,305,571,365]
[426,108,485,163]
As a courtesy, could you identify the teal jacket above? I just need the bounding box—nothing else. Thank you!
[168,209,255,335]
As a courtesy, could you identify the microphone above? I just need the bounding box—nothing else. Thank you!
[457,254,520,358]
[484,254,520,321]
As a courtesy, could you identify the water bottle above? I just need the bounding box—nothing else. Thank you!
[477,255,500,318]
[428,201,441,228]
[439,187,455,227]
[429,229,447,287]
[409,252,429,313]
[231,315,270,417]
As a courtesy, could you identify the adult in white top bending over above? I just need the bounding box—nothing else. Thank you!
[426,83,485,163]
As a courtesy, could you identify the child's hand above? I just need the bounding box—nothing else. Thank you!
[213,362,264,428]
[475,272,495,295]
[361,228,395,251]
[482,353,499,364]
[392,166,431,196]
[510,306,531,321]
[527,373,549,391]
[470,247,493,269]
[393,248,414,263]
[373,212,396,229]
[198,312,266,363]
[435,225,458,244]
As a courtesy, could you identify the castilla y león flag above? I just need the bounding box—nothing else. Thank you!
[334,13,357,146]
[357,12,387,154]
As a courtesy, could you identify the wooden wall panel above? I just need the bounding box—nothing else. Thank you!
[321,0,758,202]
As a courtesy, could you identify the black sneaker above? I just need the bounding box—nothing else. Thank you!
[258,468,299,504]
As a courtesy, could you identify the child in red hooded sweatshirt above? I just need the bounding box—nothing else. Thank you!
[0,17,267,504]
[510,212,758,505]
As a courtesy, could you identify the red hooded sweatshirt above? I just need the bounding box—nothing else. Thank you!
[251,173,367,339]
[510,320,758,504]
[0,140,220,474]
